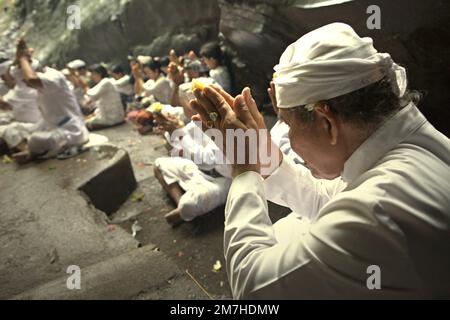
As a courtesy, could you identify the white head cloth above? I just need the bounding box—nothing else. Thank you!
[273,23,407,109]
[67,59,86,70]
[0,60,12,76]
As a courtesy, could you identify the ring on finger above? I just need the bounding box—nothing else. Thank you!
[209,112,219,122]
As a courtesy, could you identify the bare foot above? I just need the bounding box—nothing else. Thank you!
[12,150,33,165]
[165,208,184,228]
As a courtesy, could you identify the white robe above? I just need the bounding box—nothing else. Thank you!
[28,68,88,156]
[0,79,9,96]
[224,103,450,299]
[2,80,41,124]
[142,74,173,105]
[113,75,134,96]
[210,66,231,93]
[86,78,125,126]
[155,122,232,221]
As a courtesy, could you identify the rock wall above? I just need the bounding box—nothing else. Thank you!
[219,0,450,136]
[0,0,221,65]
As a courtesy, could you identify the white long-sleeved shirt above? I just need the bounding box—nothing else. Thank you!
[210,66,231,93]
[87,78,124,125]
[113,74,134,96]
[36,67,88,146]
[225,103,450,299]
[3,80,41,124]
[168,121,231,178]
[142,74,173,105]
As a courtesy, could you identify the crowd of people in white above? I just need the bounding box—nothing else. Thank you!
[1,23,449,299]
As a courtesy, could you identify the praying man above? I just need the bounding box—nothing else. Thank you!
[191,23,450,299]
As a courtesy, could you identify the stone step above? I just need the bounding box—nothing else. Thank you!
[13,245,208,300]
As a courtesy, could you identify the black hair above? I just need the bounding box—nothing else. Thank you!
[111,65,125,75]
[200,42,236,94]
[200,42,224,64]
[144,59,162,73]
[88,64,109,79]
[290,76,421,129]
[159,56,170,68]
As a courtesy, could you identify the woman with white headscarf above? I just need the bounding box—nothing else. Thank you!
[191,23,450,299]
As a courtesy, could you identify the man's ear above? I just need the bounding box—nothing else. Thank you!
[315,103,338,146]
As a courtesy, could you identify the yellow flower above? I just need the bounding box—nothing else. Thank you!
[192,79,206,92]
[149,102,163,113]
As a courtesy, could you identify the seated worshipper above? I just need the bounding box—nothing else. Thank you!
[84,64,125,131]
[0,58,43,153]
[111,65,134,109]
[5,39,89,164]
[268,81,347,241]
[200,42,233,93]
[132,59,173,104]
[61,68,87,111]
[66,60,91,113]
[67,59,91,88]
[190,23,450,299]
[154,88,232,227]
[168,58,213,112]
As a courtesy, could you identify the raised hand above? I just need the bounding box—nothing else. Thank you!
[190,86,282,178]
[268,81,279,116]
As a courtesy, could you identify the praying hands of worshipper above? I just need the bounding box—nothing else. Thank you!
[14,39,42,90]
[130,61,142,80]
[168,62,185,87]
[268,80,278,116]
[191,84,283,178]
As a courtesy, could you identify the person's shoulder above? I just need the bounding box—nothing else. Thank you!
[37,67,66,88]
[98,77,115,89]
[38,67,60,79]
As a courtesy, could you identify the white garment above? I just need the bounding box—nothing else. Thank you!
[3,80,41,123]
[155,121,233,221]
[225,103,450,299]
[87,78,125,126]
[155,157,232,222]
[168,121,231,177]
[0,122,36,149]
[210,66,231,93]
[159,105,188,123]
[67,82,86,109]
[113,75,134,96]
[32,67,88,154]
[142,74,173,104]
[274,23,407,108]
[0,79,9,96]
[0,60,11,77]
